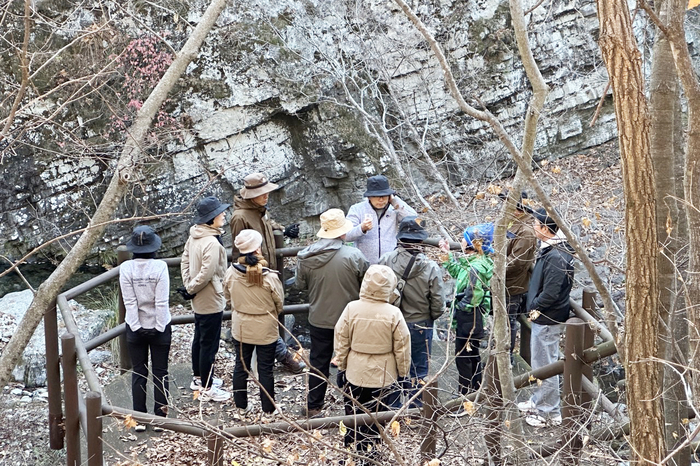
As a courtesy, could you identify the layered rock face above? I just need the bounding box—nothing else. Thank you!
[1,0,693,263]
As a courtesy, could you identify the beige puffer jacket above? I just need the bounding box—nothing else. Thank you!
[223,264,284,345]
[181,224,227,315]
[334,265,411,388]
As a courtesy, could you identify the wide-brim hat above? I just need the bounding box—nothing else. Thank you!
[363,175,396,197]
[126,225,162,253]
[240,172,279,199]
[195,196,230,224]
[396,216,428,243]
[317,208,354,239]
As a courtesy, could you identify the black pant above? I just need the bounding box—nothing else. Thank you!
[126,324,171,416]
[232,339,277,413]
[507,293,526,354]
[454,310,482,395]
[192,312,222,389]
[308,325,334,409]
[341,379,399,454]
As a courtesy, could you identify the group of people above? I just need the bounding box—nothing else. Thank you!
[117,172,576,456]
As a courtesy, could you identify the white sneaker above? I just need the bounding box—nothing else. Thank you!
[190,376,223,391]
[199,386,231,402]
[550,415,563,426]
[517,399,537,412]
[525,413,547,427]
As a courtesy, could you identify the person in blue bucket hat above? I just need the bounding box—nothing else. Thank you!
[439,224,494,395]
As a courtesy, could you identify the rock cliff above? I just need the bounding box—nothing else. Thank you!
[1,0,696,263]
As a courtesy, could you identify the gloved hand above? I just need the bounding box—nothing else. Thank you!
[397,376,411,390]
[283,223,300,238]
[336,370,347,387]
[176,286,196,300]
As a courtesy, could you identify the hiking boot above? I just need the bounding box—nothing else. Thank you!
[281,351,306,374]
[300,405,323,418]
[190,376,223,391]
[199,386,231,402]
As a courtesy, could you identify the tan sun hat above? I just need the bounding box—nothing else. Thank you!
[316,208,354,239]
[239,172,279,199]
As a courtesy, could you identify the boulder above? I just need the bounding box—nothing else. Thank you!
[0,289,113,387]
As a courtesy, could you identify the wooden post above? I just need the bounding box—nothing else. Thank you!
[483,354,502,465]
[86,391,103,466]
[117,246,132,373]
[206,431,224,466]
[520,316,531,366]
[274,230,286,339]
[581,289,596,411]
[419,380,438,460]
[61,333,80,466]
[44,301,64,450]
[562,318,585,465]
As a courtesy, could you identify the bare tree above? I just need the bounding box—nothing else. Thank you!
[0,0,230,387]
[596,0,664,463]
[648,1,689,463]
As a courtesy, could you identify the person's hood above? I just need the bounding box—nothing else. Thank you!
[297,238,342,266]
[189,224,223,239]
[359,264,398,303]
[231,263,275,287]
[234,196,267,215]
[385,247,430,280]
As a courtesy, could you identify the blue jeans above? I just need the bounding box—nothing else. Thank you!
[530,323,564,417]
[274,337,287,362]
[407,320,433,407]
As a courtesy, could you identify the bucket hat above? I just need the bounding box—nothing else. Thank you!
[195,196,230,225]
[531,208,559,234]
[363,175,396,197]
[235,229,263,254]
[317,208,354,239]
[396,216,428,243]
[239,173,279,199]
[125,225,162,254]
[463,223,494,254]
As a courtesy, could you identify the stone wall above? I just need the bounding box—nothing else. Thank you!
[1,0,697,264]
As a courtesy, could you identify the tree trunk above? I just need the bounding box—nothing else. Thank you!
[0,0,230,387]
[595,1,664,463]
[649,1,688,464]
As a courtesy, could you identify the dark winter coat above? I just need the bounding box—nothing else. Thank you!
[527,241,575,325]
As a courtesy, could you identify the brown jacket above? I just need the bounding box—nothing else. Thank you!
[506,213,537,295]
[181,224,227,315]
[334,265,411,388]
[229,197,281,270]
[223,264,284,345]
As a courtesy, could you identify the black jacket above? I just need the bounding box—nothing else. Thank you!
[526,242,575,325]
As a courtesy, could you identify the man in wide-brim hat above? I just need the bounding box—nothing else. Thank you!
[295,208,369,418]
[229,172,305,374]
[345,175,417,264]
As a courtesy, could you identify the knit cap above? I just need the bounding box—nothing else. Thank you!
[235,229,263,254]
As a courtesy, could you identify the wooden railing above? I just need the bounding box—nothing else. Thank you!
[43,240,620,465]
